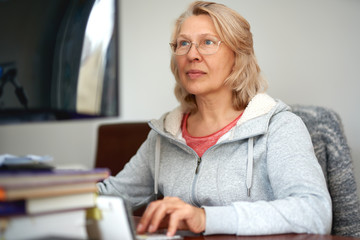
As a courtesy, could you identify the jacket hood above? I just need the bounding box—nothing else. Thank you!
[150,93,291,139]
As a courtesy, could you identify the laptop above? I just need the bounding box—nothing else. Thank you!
[88,195,184,240]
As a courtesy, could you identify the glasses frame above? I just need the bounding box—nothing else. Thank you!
[169,40,222,56]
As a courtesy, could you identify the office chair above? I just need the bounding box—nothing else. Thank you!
[95,122,150,216]
[95,122,150,175]
[292,105,360,237]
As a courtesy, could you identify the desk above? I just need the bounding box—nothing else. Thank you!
[133,217,358,240]
[179,234,359,240]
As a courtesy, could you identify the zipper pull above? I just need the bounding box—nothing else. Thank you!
[195,157,202,174]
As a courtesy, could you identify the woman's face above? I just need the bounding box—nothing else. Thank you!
[175,14,235,98]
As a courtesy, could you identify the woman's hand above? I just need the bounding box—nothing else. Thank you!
[136,196,206,237]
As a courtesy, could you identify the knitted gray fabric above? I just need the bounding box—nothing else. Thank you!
[291,105,360,237]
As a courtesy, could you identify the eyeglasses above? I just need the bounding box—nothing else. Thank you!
[169,36,222,56]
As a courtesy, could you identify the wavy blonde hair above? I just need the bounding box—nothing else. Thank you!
[171,1,267,113]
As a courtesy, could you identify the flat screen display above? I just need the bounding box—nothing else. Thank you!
[0,0,119,124]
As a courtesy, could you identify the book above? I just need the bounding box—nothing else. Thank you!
[0,168,109,239]
[0,168,110,188]
[0,181,98,201]
[0,209,88,240]
[0,192,97,216]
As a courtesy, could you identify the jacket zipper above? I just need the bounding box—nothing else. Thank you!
[195,157,202,174]
[191,157,202,207]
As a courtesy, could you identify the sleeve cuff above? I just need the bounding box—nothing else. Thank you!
[202,205,238,235]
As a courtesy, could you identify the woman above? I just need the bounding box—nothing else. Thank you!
[97,1,332,237]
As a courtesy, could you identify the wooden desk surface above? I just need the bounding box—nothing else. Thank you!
[133,217,358,240]
[179,233,359,240]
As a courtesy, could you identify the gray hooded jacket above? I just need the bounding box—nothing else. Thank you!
[97,93,332,235]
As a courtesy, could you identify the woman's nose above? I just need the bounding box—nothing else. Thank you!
[186,43,202,61]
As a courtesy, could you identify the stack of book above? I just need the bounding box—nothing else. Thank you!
[0,167,110,239]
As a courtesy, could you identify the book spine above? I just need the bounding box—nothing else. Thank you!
[3,182,98,201]
[0,169,110,189]
[0,200,25,216]
[1,209,88,239]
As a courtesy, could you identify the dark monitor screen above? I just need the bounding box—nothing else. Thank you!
[0,0,119,124]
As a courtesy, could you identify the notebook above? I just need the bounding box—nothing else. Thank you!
[91,195,184,240]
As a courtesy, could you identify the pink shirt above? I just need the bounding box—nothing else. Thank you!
[182,112,243,157]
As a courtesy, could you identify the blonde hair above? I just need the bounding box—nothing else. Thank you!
[171,1,267,113]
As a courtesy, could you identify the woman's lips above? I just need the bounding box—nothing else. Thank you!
[186,70,206,79]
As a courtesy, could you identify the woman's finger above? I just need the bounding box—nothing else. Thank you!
[147,200,173,232]
[137,200,162,233]
[166,210,182,236]
[137,197,183,233]
[167,204,206,236]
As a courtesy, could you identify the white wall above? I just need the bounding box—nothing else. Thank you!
[1,0,359,189]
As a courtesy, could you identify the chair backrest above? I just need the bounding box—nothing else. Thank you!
[291,105,360,237]
[95,122,150,175]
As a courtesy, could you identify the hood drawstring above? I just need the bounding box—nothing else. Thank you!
[246,137,254,197]
[154,134,161,200]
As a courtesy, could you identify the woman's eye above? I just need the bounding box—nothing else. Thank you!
[204,39,215,45]
[179,40,190,47]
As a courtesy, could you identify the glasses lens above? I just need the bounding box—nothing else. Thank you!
[198,38,220,55]
[171,37,221,55]
[174,40,190,55]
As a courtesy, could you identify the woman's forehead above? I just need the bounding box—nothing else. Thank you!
[178,15,217,38]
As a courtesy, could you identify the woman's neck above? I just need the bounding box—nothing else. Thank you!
[187,91,243,137]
